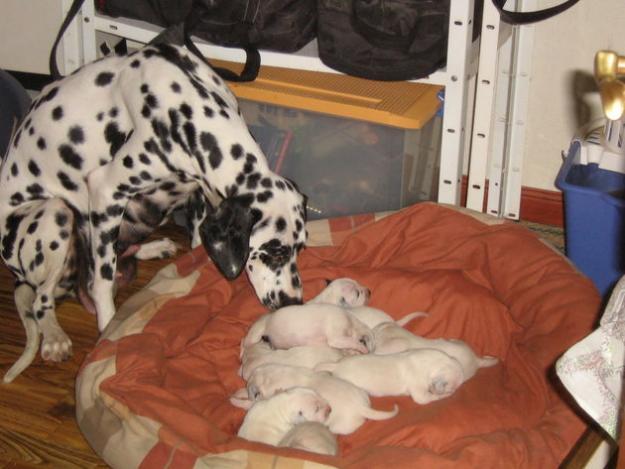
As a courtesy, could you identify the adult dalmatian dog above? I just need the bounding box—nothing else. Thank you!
[0,43,308,382]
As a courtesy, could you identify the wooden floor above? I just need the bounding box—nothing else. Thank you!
[0,224,189,468]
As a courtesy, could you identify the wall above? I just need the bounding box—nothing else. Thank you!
[0,0,64,74]
[523,0,625,191]
[1,0,625,193]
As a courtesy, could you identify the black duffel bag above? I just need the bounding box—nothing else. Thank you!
[317,0,580,82]
[52,0,316,82]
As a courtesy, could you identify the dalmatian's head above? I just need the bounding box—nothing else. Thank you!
[199,176,307,310]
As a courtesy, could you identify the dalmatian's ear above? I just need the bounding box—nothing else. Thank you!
[199,195,255,279]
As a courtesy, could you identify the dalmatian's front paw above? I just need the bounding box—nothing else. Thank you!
[135,237,180,260]
[41,331,73,362]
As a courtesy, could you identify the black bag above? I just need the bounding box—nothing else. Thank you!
[51,0,316,82]
[316,0,581,81]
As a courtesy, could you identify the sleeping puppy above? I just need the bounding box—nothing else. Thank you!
[237,387,331,446]
[309,278,428,328]
[308,277,370,307]
[372,322,499,380]
[241,303,374,354]
[241,363,399,435]
[278,422,338,456]
[316,349,465,405]
[239,341,350,380]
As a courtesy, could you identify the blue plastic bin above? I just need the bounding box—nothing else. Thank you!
[555,140,625,298]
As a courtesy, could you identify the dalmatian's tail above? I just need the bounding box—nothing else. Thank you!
[3,283,40,383]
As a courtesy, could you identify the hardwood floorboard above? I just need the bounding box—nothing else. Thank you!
[0,223,189,468]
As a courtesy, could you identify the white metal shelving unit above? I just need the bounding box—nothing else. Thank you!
[59,0,524,212]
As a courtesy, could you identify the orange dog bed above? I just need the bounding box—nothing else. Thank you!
[76,203,599,468]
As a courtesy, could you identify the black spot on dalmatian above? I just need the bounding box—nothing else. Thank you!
[183,122,197,152]
[261,178,272,189]
[104,122,126,157]
[10,193,24,205]
[180,103,193,119]
[2,213,25,259]
[95,72,115,86]
[36,310,45,320]
[26,222,38,234]
[10,163,18,177]
[96,112,105,121]
[50,241,59,251]
[13,129,21,147]
[203,106,214,118]
[130,59,141,68]
[145,94,159,109]
[231,144,243,159]
[37,137,46,150]
[123,155,134,168]
[41,86,59,102]
[140,84,149,94]
[57,171,79,191]
[247,173,261,189]
[275,180,286,190]
[52,106,63,120]
[171,82,181,93]
[109,107,118,118]
[68,126,85,144]
[100,263,114,280]
[236,173,245,185]
[140,170,151,181]
[141,105,151,118]
[139,153,151,165]
[219,110,229,119]
[159,181,176,191]
[199,132,222,169]
[275,217,286,232]
[58,144,83,169]
[256,191,273,203]
[55,211,68,227]
[210,91,229,110]
[129,176,141,185]
[26,183,44,197]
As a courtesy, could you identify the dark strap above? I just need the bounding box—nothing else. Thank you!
[50,0,260,82]
[492,0,580,25]
[182,5,261,82]
[49,0,85,79]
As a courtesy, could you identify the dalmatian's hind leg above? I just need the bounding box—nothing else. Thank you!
[2,199,75,382]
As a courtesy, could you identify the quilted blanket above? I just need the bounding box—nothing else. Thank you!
[76,203,600,468]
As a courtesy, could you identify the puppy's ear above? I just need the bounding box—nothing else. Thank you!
[199,195,255,279]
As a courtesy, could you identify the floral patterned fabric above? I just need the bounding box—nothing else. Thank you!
[557,274,625,439]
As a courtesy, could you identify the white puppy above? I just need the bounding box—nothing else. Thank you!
[239,341,350,381]
[308,277,370,307]
[241,304,374,354]
[237,387,331,446]
[316,349,465,405]
[278,422,338,456]
[372,322,498,380]
[308,277,427,329]
[243,364,399,435]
